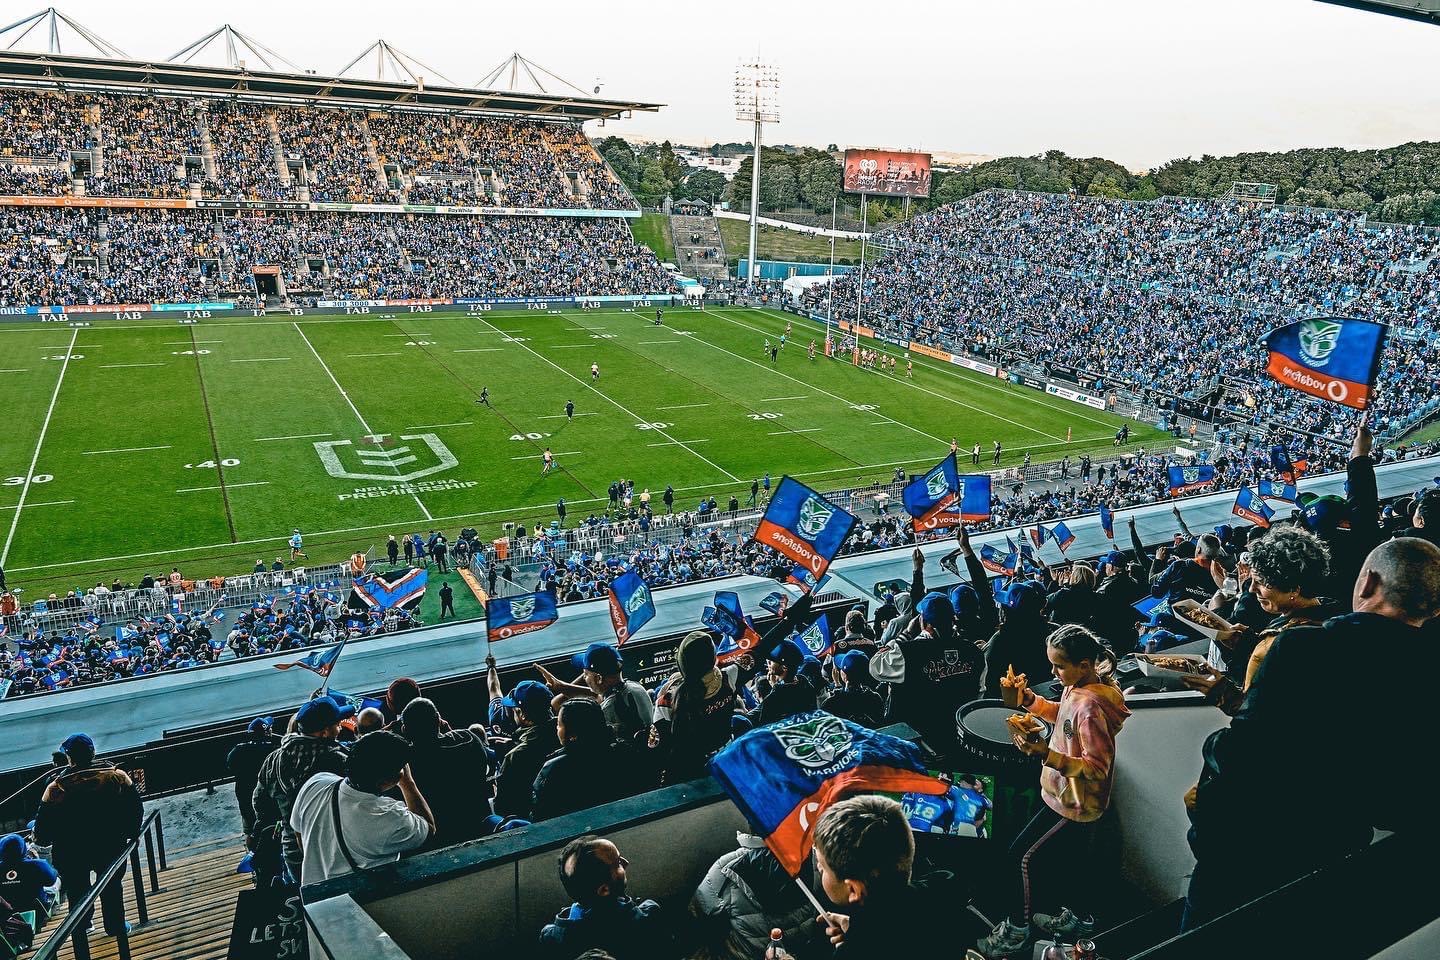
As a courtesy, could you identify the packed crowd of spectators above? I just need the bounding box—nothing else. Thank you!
[367,110,481,205]
[541,124,636,210]
[0,90,94,196]
[808,191,1440,447]
[271,106,398,205]
[182,418,1437,960]
[85,96,204,199]
[0,207,672,307]
[204,103,295,202]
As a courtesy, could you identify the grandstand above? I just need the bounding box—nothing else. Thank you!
[2,7,1440,960]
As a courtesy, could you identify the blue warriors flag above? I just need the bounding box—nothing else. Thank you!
[607,570,655,644]
[1099,505,1115,540]
[978,543,1011,575]
[708,711,947,875]
[273,638,347,678]
[702,590,747,639]
[759,591,790,617]
[1051,521,1076,551]
[754,477,859,584]
[793,615,833,659]
[1269,445,1296,482]
[1265,317,1388,411]
[1258,479,1298,503]
[1029,524,1050,549]
[1232,485,1275,528]
[785,566,831,594]
[1168,464,1216,496]
[902,454,991,531]
[350,567,428,610]
[486,590,558,642]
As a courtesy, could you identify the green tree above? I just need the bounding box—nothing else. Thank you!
[637,161,672,206]
[680,169,727,203]
[760,164,799,209]
[799,157,840,212]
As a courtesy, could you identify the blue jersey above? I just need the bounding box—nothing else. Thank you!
[901,785,991,836]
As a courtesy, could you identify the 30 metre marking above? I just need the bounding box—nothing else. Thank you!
[291,322,434,522]
[1,328,78,565]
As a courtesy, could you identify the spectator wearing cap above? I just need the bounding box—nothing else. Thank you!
[1184,537,1440,930]
[289,730,434,889]
[872,588,980,754]
[399,698,494,845]
[980,581,1056,701]
[493,679,560,819]
[0,832,58,922]
[1092,551,1143,648]
[540,835,674,960]
[537,643,655,746]
[252,698,352,883]
[532,699,643,821]
[652,632,742,785]
[32,734,143,937]
[1393,488,1439,548]
[226,717,278,839]
[754,638,817,725]
[822,651,885,728]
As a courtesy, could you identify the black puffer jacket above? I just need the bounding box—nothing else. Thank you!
[32,761,143,865]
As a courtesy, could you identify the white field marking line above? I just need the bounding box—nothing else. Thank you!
[452,348,502,353]
[383,333,433,337]
[346,352,403,358]
[537,413,598,420]
[509,451,584,460]
[466,313,741,483]
[870,420,895,425]
[100,362,167,368]
[594,310,950,450]
[230,357,292,363]
[648,439,713,446]
[406,421,472,429]
[177,481,270,493]
[10,451,1010,575]
[638,340,680,344]
[657,402,710,410]
[254,432,334,442]
[547,344,589,349]
[0,368,29,373]
[771,428,821,434]
[731,306,1120,432]
[82,445,172,455]
[759,395,809,402]
[291,321,434,523]
[1,327,78,566]
[710,309,1063,443]
[0,499,73,511]
[165,340,224,344]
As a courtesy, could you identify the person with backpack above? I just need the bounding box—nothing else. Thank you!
[31,734,143,938]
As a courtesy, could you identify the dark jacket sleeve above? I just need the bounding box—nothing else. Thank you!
[1149,560,1182,598]
[979,631,1006,700]
[1129,524,1150,568]
[31,798,61,848]
[1346,455,1380,549]
[965,550,999,632]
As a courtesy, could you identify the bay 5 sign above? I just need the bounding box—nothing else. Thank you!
[754,477,859,580]
[1264,317,1388,411]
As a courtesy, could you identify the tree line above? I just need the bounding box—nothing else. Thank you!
[596,137,1440,227]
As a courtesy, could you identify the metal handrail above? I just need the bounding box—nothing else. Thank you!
[0,766,55,815]
[33,809,167,960]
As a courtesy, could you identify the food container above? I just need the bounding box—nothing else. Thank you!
[1134,652,1208,681]
[1170,599,1234,641]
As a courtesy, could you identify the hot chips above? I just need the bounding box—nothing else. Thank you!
[1000,664,1026,689]
[1140,654,1206,675]
[1005,713,1043,734]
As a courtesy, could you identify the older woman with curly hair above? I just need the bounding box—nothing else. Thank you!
[1183,525,1342,712]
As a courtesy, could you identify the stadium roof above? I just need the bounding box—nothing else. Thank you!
[1316,0,1440,25]
[0,47,660,121]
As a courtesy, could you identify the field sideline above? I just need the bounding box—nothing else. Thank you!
[0,306,1162,595]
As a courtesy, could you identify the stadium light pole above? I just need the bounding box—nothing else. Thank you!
[734,59,779,292]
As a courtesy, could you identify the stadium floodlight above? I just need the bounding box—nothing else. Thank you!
[734,59,780,289]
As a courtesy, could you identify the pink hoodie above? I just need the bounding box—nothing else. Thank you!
[1026,682,1130,823]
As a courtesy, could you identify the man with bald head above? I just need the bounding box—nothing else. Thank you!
[1183,537,1440,929]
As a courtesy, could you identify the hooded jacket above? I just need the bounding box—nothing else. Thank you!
[655,632,738,783]
[0,833,58,914]
[32,761,143,863]
[1025,682,1130,822]
[538,895,672,960]
[691,833,821,960]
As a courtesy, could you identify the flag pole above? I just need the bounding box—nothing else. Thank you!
[793,875,832,920]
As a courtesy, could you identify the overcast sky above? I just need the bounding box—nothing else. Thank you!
[16,0,1440,169]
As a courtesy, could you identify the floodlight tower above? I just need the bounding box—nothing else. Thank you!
[734,59,779,290]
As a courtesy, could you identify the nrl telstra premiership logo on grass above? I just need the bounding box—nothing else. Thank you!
[313,433,458,483]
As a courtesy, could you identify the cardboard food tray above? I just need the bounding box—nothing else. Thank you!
[1170,599,1233,640]
[1134,652,1208,681]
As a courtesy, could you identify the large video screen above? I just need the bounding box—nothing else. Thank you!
[843,149,933,198]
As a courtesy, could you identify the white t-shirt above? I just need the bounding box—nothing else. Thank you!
[289,773,431,887]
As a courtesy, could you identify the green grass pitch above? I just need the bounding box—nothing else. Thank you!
[0,306,1163,598]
